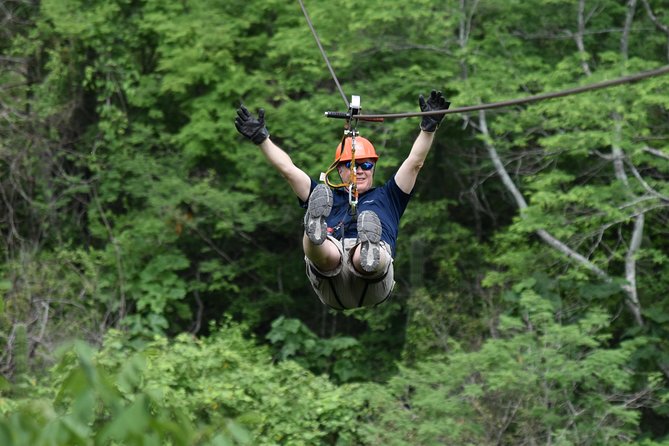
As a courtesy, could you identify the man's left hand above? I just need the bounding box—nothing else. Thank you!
[419,90,450,132]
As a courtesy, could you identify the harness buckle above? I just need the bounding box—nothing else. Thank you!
[348,183,358,214]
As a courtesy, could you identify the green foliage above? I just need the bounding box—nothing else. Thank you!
[0,342,247,445]
[97,321,366,445]
[3,0,669,441]
[3,311,664,445]
[267,316,364,383]
[1,322,368,445]
[11,325,28,382]
[0,247,105,378]
[397,199,490,359]
[360,289,661,445]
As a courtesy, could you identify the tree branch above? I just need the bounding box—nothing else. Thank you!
[624,213,644,326]
[641,0,669,60]
[621,0,638,60]
[478,110,609,281]
[625,159,669,201]
[612,114,645,326]
[478,111,528,209]
[575,0,593,76]
[642,145,669,161]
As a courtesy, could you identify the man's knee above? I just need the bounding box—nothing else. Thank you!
[349,241,392,278]
[304,235,343,273]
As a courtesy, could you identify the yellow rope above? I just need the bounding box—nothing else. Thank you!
[323,133,359,213]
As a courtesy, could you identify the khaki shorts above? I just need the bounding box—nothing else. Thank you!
[305,236,395,310]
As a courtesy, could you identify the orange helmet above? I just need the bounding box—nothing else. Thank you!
[333,136,378,163]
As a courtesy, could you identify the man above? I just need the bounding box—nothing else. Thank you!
[235,90,449,309]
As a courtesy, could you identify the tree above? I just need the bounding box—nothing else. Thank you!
[361,285,662,445]
[451,0,669,378]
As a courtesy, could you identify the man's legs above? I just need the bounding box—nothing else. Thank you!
[303,235,341,271]
[306,237,395,309]
[303,186,388,276]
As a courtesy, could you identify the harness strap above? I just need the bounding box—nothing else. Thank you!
[329,280,348,310]
[356,269,392,307]
[374,289,393,307]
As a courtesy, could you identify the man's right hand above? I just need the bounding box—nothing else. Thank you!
[235,104,270,144]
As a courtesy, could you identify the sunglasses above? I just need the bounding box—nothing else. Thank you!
[344,161,375,170]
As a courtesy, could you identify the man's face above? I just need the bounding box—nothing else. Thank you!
[338,158,375,194]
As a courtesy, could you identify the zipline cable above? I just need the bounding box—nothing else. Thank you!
[297,0,349,109]
[296,2,669,120]
[351,64,669,119]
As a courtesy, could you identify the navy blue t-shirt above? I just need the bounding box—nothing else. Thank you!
[300,175,412,257]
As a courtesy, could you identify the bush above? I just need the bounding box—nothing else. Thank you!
[1,320,366,445]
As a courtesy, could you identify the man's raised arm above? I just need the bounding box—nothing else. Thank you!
[395,90,450,194]
[235,105,311,201]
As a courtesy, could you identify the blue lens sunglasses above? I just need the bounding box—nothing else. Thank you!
[344,161,375,170]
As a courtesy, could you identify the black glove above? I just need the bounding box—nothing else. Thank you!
[419,90,450,132]
[235,104,270,144]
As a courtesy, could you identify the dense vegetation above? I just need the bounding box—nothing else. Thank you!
[2,0,669,443]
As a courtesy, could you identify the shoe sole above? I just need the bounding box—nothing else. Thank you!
[357,211,382,272]
[305,184,333,245]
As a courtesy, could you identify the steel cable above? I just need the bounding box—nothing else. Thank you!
[295,2,669,119]
[354,64,669,119]
[297,0,349,109]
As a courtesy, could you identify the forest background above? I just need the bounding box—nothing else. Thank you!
[2,0,669,444]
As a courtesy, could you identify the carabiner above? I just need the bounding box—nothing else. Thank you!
[348,182,358,214]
